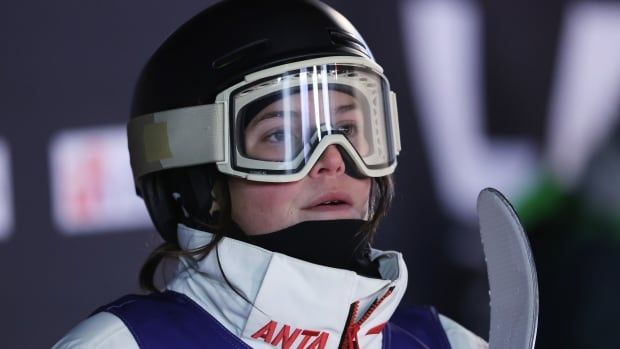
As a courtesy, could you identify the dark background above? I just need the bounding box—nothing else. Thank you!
[2,0,620,348]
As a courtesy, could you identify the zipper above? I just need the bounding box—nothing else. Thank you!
[338,287,395,349]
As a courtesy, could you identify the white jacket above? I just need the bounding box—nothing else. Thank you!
[53,225,487,349]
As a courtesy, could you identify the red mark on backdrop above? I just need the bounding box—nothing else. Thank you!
[62,138,104,223]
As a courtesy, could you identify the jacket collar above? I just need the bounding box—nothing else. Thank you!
[167,224,408,349]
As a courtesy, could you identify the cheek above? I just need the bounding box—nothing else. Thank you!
[355,179,372,214]
[228,179,302,235]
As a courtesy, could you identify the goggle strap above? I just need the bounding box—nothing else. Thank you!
[128,103,225,180]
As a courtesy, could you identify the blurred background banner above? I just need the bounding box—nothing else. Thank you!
[49,125,150,234]
[2,0,620,348]
[400,0,539,222]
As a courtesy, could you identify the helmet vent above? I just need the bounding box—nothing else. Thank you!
[328,30,370,58]
[212,39,271,70]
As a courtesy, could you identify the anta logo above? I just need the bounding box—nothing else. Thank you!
[251,320,329,349]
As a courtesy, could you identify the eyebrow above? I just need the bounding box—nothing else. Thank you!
[249,110,301,127]
[335,103,357,114]
[247,102,359,128]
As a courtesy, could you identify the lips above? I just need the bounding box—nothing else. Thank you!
[305,192,353,209]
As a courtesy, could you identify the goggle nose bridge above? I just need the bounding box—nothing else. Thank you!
[306,123,348,145]
[305,134,369,179]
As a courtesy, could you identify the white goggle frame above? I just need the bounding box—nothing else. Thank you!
[127,56,401,183]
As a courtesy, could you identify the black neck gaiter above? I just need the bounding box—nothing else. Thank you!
[226,220,381,279]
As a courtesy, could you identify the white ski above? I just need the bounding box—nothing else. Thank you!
[477,188,539,349]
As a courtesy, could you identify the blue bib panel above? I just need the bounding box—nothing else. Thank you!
[94,291,251,349]
[383,306,452,349]
[95,291,451,348]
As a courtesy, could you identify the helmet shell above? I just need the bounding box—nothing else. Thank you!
[131,0,373,118]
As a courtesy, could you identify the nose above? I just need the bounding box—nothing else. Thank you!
[308,144,345,178]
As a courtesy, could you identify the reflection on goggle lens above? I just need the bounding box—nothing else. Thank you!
[240,89,371,161]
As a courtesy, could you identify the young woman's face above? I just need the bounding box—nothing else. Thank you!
[228,146,371,235]
[228,90,372,235]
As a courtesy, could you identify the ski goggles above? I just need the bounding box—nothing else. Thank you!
[128,56,401,183]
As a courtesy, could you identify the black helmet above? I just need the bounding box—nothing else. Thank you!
[131,0,374,118]
[129,0,393,243]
